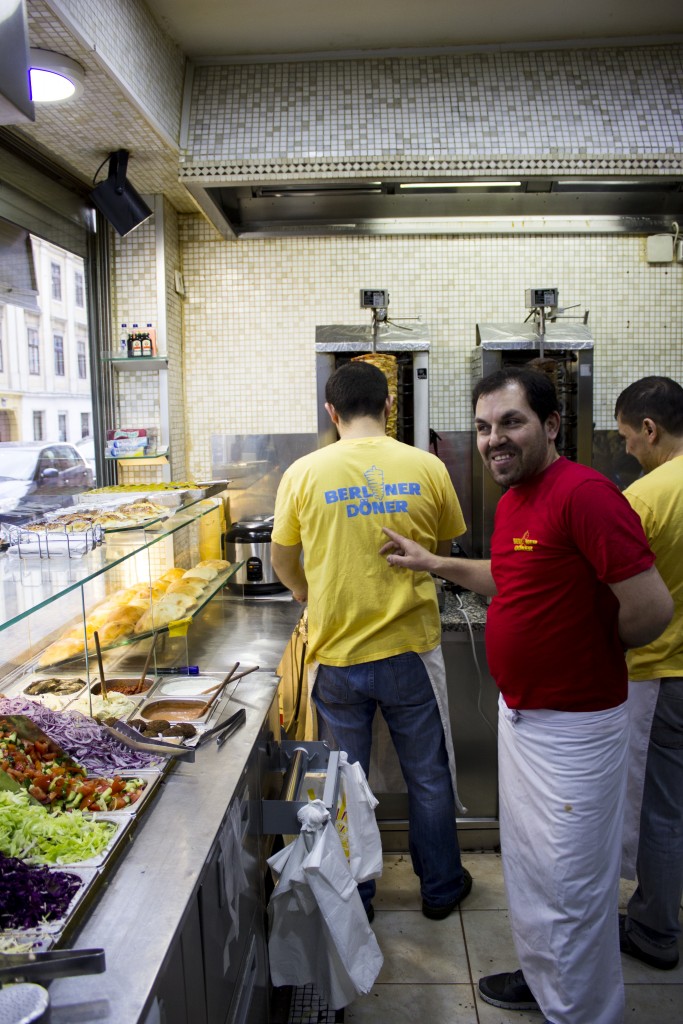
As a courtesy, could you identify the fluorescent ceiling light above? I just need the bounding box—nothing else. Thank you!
[399,181,522,189]
[29,49,85,103]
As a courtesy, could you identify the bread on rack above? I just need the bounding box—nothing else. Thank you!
[38,637,85,668]
[134,592,195,634]
[182,565,218,582]
[165,579,205,599]
[196,559,231,571]
[158,567,186,583]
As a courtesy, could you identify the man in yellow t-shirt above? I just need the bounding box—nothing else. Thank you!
[615,375,683,971]
[272,360,471,922]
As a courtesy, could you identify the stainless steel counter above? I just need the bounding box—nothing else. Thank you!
[48,594,302,1024]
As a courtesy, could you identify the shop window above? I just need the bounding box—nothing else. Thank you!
[58,412,68,442]
[27,328,40,374]
[53,334,65,376]
[75,271,84,307]
[33,410,45,441]
[77,340,87,378]
[51,262,62,301]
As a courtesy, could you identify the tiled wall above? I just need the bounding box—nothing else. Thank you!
[47,0,185,143]
[163,198,188,481]
[183,45,683,179]
[112,42,683,483]
[178,221,683,480]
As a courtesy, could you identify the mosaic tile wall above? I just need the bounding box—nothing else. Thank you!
[178,219,683,481]
[183,45,683,179]
[47,0,185,144]
[110,215,163,481]
[162,198,188,481]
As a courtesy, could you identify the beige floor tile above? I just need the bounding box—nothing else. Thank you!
[625,982,683,1019]
[476,1000,543,1024]
[460,908,518,980]
[461,852,508,911]
[371,909,470,984]
[374,853,421,910]
[345,983,479,1023]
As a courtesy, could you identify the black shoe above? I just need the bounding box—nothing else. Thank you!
[619,914,679,971]
[422,867,473,919]
[365,904,375,924]
[478,969,539,1011]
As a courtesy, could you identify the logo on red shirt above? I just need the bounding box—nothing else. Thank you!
[513,530,538,552]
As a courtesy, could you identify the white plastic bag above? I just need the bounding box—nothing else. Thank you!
[267,800,383,1010]
[336,752,383,883]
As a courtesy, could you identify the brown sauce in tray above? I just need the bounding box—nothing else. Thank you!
[92,677,153,696]
[140,699,207,722]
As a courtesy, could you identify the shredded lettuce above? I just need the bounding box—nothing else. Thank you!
[0,790,115,865]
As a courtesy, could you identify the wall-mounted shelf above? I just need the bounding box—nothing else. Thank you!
[104,451,169,464]
[105,356,169,371]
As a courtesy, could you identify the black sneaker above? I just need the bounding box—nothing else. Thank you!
[478,969,539,1011]
[422,867,473,919]
[619,914,679,971]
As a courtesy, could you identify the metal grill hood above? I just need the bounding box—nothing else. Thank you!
[187,178,683,239]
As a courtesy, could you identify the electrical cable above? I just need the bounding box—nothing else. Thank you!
[452,592,497,738]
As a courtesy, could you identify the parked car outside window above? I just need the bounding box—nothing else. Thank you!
[0,441,94,525]
[75,435,96,485]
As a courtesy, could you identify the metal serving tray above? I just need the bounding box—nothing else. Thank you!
[149,673,223,699]
[85,769,163,818]
[133,693,223,729]
[4,673,90,709]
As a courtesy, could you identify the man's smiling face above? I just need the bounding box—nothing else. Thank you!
[474,382,560,487]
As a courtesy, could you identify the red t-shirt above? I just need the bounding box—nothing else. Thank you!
[487,458,655,711]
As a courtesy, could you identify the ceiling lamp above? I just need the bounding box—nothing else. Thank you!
[28,49,85,103]
[398,181,522,189]
[89,150,153,237]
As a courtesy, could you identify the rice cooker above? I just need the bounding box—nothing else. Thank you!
[225,515,287,594]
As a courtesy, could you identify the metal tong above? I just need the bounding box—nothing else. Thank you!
[196,707,246,748]
[0,947,105,984]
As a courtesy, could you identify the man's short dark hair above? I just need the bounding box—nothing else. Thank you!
[472,366,561,423]
[614,376,683,436]
[325,361,389,420]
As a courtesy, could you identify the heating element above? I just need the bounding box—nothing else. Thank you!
[315,321,430,450]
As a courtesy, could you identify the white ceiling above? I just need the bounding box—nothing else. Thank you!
[146,0,683,60]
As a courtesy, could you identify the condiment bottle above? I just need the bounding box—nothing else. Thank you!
[130,324,142,357]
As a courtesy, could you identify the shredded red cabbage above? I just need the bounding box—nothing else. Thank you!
[0,851,82,929]
[0,697,161,773]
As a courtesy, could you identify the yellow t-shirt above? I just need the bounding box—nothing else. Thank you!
[624,454,683,680]
[272,435,466,666]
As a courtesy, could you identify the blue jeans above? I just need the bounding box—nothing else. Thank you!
[627,677,683,956]
[312,651,466,909]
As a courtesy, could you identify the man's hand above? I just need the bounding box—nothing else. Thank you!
[381,527,497,596]
[380,528,439,573]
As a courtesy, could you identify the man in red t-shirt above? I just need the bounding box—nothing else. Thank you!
[381,367,673,1024]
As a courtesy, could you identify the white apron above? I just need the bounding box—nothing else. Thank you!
[498,695,629,1024]
[620,679,660,879]
[307,645,465,814]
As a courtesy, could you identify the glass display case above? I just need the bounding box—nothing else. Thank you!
[0,493,238,690]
